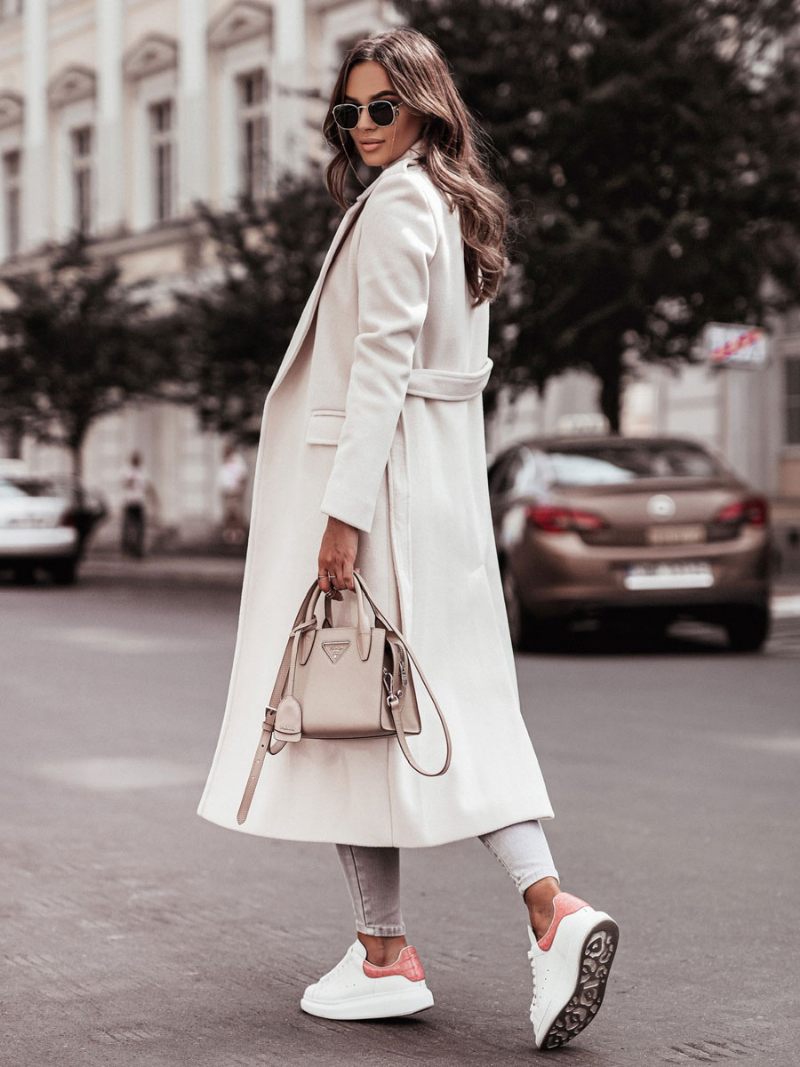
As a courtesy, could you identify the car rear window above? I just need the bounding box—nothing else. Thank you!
[544,443,724,486]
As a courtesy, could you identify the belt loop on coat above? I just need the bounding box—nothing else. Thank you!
[405,357,493,401]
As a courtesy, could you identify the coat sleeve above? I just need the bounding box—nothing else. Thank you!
[319,172,439,534]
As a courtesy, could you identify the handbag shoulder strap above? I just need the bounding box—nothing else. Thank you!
[236,588,318,824]
[355,573,452,777]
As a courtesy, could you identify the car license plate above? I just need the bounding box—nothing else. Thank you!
[624,561,714,590]
[646,524,706,545]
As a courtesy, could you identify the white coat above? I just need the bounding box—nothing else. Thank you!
[196,139,555,847]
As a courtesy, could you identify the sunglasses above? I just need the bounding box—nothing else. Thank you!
[332,99,402,130]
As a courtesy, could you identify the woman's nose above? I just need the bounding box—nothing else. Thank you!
[356,107,375,131]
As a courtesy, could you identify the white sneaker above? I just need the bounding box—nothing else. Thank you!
[300,940,435,1021]
[527,891,619,1050]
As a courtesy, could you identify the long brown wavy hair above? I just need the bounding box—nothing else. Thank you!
[322,27,509,305]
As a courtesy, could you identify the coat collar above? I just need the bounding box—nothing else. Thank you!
[353,137,426,204]
[265,139,427,403]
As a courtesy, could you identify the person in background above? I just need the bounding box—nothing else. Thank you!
[218,442,249,545]
[120,451,155,558]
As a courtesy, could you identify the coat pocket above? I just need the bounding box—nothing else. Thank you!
[305,408,346,446]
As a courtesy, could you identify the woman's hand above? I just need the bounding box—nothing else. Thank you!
[318,516,359,596]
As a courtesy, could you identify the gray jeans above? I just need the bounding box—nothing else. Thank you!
[336,820,560,937]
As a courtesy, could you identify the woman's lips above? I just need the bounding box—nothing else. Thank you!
[359,141,383,153]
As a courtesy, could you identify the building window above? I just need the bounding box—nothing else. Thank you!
[237,70,267,200]
[336,34,365,66]
[2,148,21,256]
[0,0,23,20]
[786,357,800,446]
[149,99,175,223]
[70,125,93,233]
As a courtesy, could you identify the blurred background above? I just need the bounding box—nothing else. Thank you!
[0,0,799,570]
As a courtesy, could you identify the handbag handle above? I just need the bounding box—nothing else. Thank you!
[301,572,372,659]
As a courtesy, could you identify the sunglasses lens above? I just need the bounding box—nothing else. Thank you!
[369,101,396,126]
[333,104,358,129]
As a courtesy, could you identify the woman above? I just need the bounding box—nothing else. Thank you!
[196,27,619,1051]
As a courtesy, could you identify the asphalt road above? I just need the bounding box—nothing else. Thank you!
[2,571,799,1067]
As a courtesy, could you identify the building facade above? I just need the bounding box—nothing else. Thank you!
[0,0,398,546]
[1,0,798,562]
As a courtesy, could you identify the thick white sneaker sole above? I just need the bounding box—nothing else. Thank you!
[300,981,434,1021]
[534,910,619,1050]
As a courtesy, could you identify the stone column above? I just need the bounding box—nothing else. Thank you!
[95,0,125,234]
[178,0,209,213]
[21,0,48,251]
[274,0,307,177]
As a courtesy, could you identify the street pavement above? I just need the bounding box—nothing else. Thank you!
[2,561,799,1066]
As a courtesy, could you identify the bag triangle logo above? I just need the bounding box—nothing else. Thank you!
[322,640,350,664]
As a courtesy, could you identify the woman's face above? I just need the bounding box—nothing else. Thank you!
[342,60,424,169]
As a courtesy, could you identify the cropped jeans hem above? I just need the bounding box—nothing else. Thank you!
[335,820,559,938]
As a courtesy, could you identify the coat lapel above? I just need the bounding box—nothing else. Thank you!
[266,199,366,400]
[266,142,426,402]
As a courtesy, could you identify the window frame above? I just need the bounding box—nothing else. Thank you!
[785,355,800,447]
[131,67,179,231]
[0,0,23,21]
[148,98,176,225]
[235,68,268,201]
[215,36,272,207]
[1,146,21,256]
[70,123,94,234]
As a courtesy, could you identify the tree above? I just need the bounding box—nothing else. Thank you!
[0,232,162,475]
[174,172,341,440]
[397,0,800,429]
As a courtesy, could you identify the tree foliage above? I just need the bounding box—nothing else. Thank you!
[174,173,341,440]
[397,0,800,428]
[0,233,161,474]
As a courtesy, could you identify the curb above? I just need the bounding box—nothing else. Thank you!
[80,556,245,588]
[772,592,800,620]
[78,556,800,617]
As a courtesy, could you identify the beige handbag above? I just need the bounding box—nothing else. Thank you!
[237,571,452,825]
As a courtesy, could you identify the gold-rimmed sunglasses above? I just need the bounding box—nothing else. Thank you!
[332,100,402,130]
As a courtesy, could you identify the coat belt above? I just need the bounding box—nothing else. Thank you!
[405,357,493,401]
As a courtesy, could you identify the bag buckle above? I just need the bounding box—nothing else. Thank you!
[383,668,401,709]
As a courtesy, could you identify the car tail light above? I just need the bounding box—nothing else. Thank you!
[525,505,608,533]
[714,496,769,527]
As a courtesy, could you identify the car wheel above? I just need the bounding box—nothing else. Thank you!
[50,558,78,586]
[632,611,669,647]
[724,604,770,653]
[13,564,36,585]
[501,564,535,652]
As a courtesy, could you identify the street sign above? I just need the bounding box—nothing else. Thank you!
[703,322,768,367]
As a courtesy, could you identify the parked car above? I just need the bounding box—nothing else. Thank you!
[0,463,107,584]
[488,435,772,652]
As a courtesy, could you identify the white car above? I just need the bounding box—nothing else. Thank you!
[0,462,106,584]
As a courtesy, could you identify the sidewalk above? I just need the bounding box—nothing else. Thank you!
[81,551,246,588]
[772,582,800,618]
[80,550,800,615]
